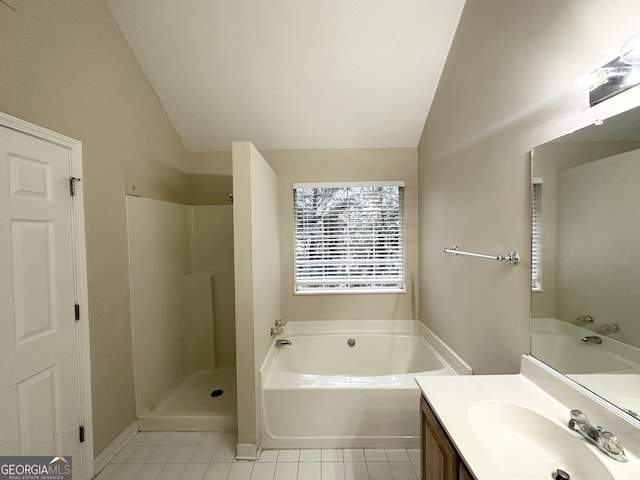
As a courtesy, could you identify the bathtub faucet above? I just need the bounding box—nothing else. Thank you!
[270,319,287,337]
[581,335,602,344]
[275,339,292,347]
[270,326,282,337]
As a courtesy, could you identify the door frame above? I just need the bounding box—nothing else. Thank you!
[0,112,94,479]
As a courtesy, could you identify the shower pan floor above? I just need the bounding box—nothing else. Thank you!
[138,367,237,432]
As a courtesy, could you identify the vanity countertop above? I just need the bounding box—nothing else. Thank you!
[415,357,640,480]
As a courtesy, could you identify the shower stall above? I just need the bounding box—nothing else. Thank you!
[126,195,236,431]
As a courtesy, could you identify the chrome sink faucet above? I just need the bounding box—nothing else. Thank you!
[581,335,602,344]
[568,410,627,462]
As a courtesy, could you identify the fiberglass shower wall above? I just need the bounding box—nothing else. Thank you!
[126,196,235,417]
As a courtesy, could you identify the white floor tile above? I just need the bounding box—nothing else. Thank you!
[132,463,163,480]
[274,462,298,480]
[221,432,238,445]
[364,450,387,462]
[111,442,139,463]
[180,463,208,480]
[111,464,143,480]
[135,432,168,446]
[100,431,420,480]
[162,432,187,445]
[184,432,206,445]
[250,462,276,480]
[200,433,224,446]
[298,462,321,480]
[366,462,392,480]
[147,445,177,463]
[157,463,187,480]
[203,463,232,480]
[389,462,416,480]
[125,445,157,463]
[321,462,345,480]
[344,462,368,480]
[299,449,321,462]
[212,443,236,462]
[191,445,216,463]
[342,450,365,462]
[169,445,197,463]
[227,462,254,480]
[406,449,420,463]
[321,449,343,462]
[95,464,120,480]
[385,449,409,462]
[257,450,279,463]
[277,450,300,462]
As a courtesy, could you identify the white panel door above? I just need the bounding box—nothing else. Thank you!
[0,125,82,473]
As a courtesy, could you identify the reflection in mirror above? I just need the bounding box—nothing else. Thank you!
[531,106,640,422]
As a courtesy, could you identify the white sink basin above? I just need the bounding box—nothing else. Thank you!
[468,400,614,480]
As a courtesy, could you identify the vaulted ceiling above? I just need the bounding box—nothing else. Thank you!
[106,0,465,152]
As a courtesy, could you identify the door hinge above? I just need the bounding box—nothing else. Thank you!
[75,304,80,321]
[69,176,81,196]
[79,425,85,443]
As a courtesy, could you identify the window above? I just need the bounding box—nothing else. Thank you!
[293,182,405,294]
[532,178,542,291]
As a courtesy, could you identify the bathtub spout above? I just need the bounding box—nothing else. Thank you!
[581,335,602,344]
[275,339,292,347]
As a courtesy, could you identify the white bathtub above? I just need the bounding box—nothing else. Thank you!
[531,318,640,420]
[260,320,467,449]
[531,318,640,374]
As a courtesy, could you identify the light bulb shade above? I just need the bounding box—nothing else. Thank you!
[572,67,609,91]
[621,32,640,65]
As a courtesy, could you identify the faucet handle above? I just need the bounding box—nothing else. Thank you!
[599,323,620,333]
[570,409,589,424]
[600,430,626,458]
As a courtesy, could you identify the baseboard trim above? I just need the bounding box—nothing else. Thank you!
[94,420,138,475]
[236,442,261,461]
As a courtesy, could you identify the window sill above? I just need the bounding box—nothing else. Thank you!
[294,288,406,296]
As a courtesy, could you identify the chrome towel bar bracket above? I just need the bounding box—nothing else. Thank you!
[443,245,520,266]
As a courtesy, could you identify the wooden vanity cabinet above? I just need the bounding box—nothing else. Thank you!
[420,394,475,480]
[458,464,474,480]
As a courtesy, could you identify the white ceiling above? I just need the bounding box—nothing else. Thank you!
[106,0,465,152]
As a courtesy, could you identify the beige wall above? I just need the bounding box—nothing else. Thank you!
[263,148,419,321]
[418,0,640,374]
[232,142,282,450]
[0,0,197,454]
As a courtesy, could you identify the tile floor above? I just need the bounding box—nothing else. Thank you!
[95,432,420,480]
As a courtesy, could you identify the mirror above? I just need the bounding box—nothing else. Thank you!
[531,106,640,422]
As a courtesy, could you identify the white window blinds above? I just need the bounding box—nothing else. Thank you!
[532,179,542,291]
[293,182,405,293]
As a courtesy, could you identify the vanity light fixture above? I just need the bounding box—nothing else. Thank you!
[620,31,640,65]
[573,31,640,106]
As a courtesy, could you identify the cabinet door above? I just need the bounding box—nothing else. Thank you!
[459,463,474,480]
[421,396,459,480]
